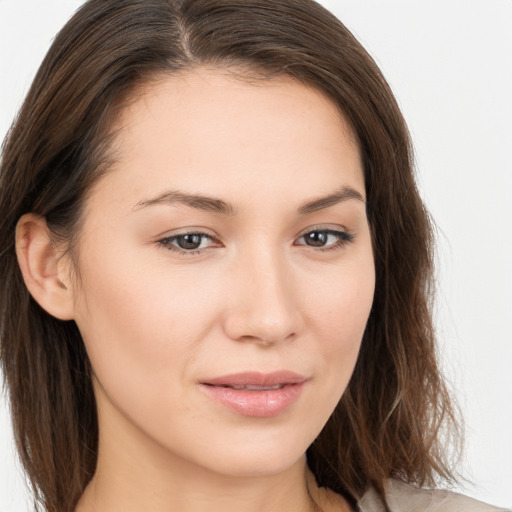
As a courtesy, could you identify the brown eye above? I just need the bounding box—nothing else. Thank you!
[304,231,329,247]
[175,234,203,250]
[158,232,220,254]
[295,229,355,251]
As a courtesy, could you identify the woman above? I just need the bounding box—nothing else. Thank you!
[0,1,508,511]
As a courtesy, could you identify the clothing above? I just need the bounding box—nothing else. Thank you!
[358,479,511,512]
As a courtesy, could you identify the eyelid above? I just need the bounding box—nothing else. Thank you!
[295,224,350,238]
[157,227,218,239]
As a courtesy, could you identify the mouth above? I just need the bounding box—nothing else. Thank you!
[199,371,308,417]
[212,383,287,391]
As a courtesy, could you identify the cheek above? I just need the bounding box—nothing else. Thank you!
[301,254,375,387]
[72,246,220,392]
[305,258,375,343]
[72,254,223,440]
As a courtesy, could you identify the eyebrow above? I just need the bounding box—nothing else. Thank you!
[133,185,365,215]
[297,185,365,214]
[134,190,235,215]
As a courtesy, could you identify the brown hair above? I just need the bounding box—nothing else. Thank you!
[0,1,460,511]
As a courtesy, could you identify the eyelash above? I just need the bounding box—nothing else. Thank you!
[295,229,355,252]
[157,228,355,256]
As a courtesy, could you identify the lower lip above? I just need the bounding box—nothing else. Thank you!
[200,383,305,417]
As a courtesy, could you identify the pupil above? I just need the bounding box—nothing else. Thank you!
[178,234,202,250]
[306,232,327,246]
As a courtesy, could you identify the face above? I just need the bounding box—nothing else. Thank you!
[70,68,375,478]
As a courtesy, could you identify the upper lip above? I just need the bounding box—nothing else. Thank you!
[201,371,308,387]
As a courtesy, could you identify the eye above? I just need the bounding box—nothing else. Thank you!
[157,232,221,254]
[295,228,354,251]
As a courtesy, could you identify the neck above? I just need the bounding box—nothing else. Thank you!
[77,453,331,512]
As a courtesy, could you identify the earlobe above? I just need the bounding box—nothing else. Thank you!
[15,213,75,321]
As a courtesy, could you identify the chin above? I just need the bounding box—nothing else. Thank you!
[178,424,315,479]
[206,450,307,479]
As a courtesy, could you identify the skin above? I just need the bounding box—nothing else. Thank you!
[17,68,375,512]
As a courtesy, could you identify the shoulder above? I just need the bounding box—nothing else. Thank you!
[357,479,510,512]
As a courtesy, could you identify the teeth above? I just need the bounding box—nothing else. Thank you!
[230,384,285,390]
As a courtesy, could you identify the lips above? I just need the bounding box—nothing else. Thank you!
[200,371,308,417]
[203,370,307,387]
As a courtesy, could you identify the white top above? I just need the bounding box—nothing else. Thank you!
[358,479,511,512]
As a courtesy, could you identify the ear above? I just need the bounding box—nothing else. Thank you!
[15,213,75,321]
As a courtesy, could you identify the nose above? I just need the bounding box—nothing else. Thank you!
[222,248,303,346]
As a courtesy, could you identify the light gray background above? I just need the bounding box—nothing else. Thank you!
[1,1,511,510]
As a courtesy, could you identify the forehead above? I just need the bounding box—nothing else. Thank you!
[114,67,358,152]
[89,67,364,213]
